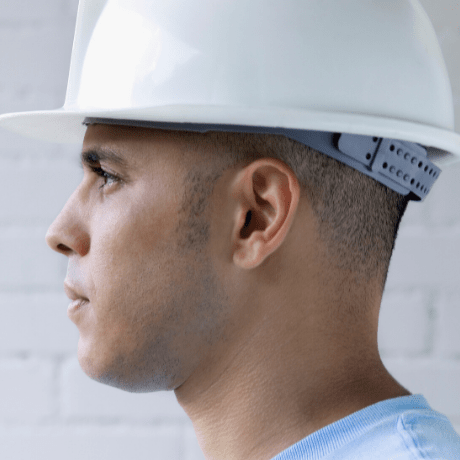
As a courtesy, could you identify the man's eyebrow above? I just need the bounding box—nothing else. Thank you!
[80,147,129,169]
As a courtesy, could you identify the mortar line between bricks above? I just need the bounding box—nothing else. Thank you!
[52,356,64,423]
[179,423,186,460]
[425,288,437,356]
[0,287,68,294]
[0,19,78,28]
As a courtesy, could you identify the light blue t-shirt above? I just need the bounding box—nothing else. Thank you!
[271,394,460,460]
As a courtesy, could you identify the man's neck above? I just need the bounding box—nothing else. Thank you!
[174,318,410,460]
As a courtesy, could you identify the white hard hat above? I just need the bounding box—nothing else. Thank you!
[1,0,459,201]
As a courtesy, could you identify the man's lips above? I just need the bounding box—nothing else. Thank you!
[64,281,89,302]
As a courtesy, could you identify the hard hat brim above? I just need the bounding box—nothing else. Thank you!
[1,105,459,167]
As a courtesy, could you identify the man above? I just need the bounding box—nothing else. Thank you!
[1,1,460,459]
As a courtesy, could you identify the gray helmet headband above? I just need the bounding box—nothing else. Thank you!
[83,117,441,202]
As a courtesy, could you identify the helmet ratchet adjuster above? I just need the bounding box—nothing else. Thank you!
[336,133,441,201]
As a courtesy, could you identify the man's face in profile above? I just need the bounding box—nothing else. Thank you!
[46,124,231,393]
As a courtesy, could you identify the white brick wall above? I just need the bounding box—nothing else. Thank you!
[0,425,184,460]
[0,358,56,423]
[0,227,64,290]
[0,292,78,354]
[437,290,460,357]
[378,290,432,356]
[61,358,188,422]
[0,156,82,225]
[0,0,458,458]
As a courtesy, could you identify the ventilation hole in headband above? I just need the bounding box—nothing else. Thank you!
[416,182,420,188]
[373,137,378,142]
[418,161,423,168]
[424,165,429,172]
[429,169,433,175]
[411,179,415,185]
[366,153,371,160]
[383,162,388,169]
[390,145,395,151]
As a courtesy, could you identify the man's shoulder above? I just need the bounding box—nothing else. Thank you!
[335,408,460,460]
[271,396,460,460]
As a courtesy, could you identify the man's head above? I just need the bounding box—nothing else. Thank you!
[46,122,409,394]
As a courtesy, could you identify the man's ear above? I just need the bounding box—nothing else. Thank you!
[231,158,300,269]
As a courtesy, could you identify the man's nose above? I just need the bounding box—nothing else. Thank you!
[45,189,90,257]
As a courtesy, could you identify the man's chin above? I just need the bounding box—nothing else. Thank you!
[76,341,180,393]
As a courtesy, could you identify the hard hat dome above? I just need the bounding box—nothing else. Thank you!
[0,0,459,166]
[72,0,454,127]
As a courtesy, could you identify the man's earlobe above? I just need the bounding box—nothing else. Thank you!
[232,159,300,269]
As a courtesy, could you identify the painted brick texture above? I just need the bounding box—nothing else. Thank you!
[0,358,56,423]
[61,358,188,422]
[0,292,78,354]
[0,426,183,460]
[0,0,459,458]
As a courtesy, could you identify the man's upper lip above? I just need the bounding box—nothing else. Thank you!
[64,282,89,301]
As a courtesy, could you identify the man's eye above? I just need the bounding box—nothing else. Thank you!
[90,165,120,189]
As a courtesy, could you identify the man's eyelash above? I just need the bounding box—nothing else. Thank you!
[90,165,120,189]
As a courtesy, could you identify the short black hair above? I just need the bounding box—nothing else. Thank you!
[174,130,410,295]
